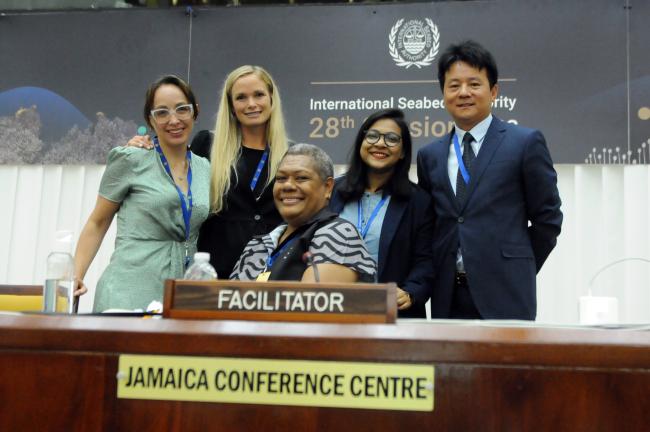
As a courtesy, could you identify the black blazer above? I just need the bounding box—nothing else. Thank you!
[330,178,435,318]
[189,129,213,159]
[416,117,562,320]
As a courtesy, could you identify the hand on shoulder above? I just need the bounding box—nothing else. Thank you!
[125,134,154,149]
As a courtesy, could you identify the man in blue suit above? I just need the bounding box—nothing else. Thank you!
[416,40,563,320]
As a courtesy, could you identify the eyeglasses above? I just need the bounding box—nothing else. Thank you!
[364,129,402,147]
[150,104,194,124]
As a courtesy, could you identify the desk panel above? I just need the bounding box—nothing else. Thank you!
[0,315,648,431]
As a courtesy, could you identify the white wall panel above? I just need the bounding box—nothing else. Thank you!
[622,167,650,323]
[33,166,63,288]
[0,166,18,283]
[8,166,43,284]
[536,165,576,323]
[2,164,649,322]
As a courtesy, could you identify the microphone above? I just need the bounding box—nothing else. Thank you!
[588,257,650,290]
[302,251,320,282]
[581,257,650,325]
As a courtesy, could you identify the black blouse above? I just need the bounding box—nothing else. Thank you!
[191,130,282,278]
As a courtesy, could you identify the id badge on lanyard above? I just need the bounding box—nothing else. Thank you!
[153,136,193,269]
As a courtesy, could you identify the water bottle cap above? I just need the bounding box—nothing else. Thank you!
[52,230,74,253]
[193,252,210,262]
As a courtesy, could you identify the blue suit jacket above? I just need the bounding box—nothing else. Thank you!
[330,178,435,318]
[416,117,562,320]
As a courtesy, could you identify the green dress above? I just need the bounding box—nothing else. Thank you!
[93,146,211,312]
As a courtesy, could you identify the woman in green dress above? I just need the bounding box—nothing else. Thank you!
[74,75,211,312]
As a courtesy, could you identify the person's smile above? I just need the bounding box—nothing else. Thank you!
[278,195,304,205]
[456,101,475,109]
[368,150,390,159]
[244,110,262,118]
[165,124,186,139]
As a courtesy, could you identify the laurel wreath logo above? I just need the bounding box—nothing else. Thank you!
[389,18,440,69]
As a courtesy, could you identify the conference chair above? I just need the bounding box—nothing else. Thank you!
[0,284,78,313]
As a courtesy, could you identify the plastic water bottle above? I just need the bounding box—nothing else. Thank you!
[43,230,75,313]
[183,252,218,280]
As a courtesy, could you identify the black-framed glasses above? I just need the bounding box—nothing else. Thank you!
[364,129,402,147]
[150,104,194,124]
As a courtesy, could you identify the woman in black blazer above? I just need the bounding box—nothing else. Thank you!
[329,109,435,318]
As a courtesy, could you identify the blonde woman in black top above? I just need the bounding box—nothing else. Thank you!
[198,65,288,277]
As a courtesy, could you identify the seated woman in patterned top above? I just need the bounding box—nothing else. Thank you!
[231,143,376,282]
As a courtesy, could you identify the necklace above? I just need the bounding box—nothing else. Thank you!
[173,159,188,181]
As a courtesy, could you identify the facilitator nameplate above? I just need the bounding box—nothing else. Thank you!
[163,279,397,323]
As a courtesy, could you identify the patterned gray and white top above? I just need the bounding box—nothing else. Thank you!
[230,218,377,282]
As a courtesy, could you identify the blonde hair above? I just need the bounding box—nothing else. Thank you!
[209,65,289,213]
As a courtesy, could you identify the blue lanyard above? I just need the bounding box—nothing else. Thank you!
[250,147,269,191]
[453,133,471,185]
[153,137,193,268]
[357,195,389,239]
[266,235,298,269]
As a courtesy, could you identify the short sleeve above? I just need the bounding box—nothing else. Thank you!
[230,235,276,281]
[230,238,261,280]
[309,218,377,282]
[99,146,135,203]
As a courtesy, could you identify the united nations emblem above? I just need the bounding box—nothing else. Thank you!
[389,18,440,69]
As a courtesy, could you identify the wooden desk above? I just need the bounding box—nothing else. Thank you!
[0,315,648,431]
